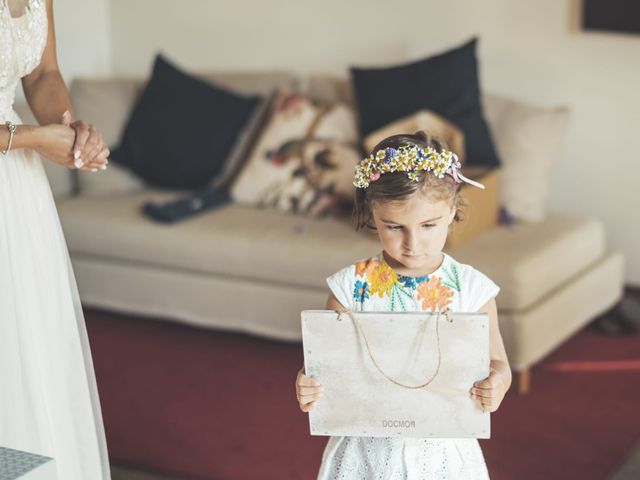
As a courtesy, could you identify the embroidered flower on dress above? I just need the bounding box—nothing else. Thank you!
[416,276,454,311]
[367,261,398,298]
[397,274,429,289]
[355,258,379,278]
[353,280,370,303]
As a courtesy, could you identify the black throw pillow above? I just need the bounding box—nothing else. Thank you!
[111,54,261,189]
[350,38,500,167]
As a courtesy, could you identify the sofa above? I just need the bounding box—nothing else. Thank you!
[15,71,624,395]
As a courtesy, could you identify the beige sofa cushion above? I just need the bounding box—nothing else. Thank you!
[58,193,381,290]
[482,94,570,222]
[58,192,605,312]
[500,251,623,369]
[449,214,606,311]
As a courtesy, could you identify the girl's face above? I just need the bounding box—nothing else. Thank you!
[371,191,455,275]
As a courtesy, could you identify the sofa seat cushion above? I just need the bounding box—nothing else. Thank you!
[58,195,605,312]
[448,214,606,311]
[58,192,381,290]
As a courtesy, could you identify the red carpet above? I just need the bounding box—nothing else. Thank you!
[85,310,640,480]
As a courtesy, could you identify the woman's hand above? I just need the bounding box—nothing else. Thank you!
[61,110,109,171]
[470,363,509,413]
[32,123,77,169]
[295,367,323,413]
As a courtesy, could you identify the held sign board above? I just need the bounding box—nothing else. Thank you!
[301,310,490,439]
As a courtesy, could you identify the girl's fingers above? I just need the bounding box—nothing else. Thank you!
[298,375,321,388]
[298,392,322,405]
[300,400,316,413]
[471,392,499,414]
[472,382,495,390]
[296,369,322,413]
[298,385,323,396]
[479,397,498,411]
[471,390,496,400]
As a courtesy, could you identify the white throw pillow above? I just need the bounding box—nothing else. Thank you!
[230,90,361,217]
[482,93,570,222]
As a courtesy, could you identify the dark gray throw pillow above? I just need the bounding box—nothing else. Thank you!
[111,54,262,189]
[350,38,500,168]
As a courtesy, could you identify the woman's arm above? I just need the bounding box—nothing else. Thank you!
[0,121,76,167]
[471,297,512,411]
[0,0,72,159]
[16,0,108,171]
[20,0,73,126]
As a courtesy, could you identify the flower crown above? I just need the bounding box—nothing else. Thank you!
[353,144,485,190]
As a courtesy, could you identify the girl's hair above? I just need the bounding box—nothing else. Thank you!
[353,131,466,231]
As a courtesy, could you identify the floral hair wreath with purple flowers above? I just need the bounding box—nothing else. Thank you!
[352,144,485,190]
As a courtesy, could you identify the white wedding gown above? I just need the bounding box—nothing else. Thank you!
[0,0,111,477]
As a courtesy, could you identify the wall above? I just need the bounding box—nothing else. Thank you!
[54,0,112,80]
[14,0,112,102]
[68,0,640,283]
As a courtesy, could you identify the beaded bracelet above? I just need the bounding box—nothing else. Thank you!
[1,121,17,155]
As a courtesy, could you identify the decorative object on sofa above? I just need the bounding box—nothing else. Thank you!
[230,90,361,217]
[482,93,570,222]
[364,110,466,163]
[142,187,233,224]
[445,167,499,249]
[350,38,500,168]
[110,54,262,189]
[363,116,498,248]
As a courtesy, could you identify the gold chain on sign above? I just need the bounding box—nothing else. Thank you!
[337,308,453,389]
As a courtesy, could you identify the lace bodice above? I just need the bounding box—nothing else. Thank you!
[0,0,47,116]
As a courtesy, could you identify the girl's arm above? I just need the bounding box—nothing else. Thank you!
[471,298,512,411]
[325,291,345,311]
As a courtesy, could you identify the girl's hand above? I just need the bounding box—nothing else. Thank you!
[61,110,109,172]
[295,367,323,413]
[470,365,508,413]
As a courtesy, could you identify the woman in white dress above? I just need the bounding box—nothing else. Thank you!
[1,0,111,477]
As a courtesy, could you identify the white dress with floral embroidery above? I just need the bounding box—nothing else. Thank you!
[316,251,499,480]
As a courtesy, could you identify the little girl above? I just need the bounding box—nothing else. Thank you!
[295,131,512,478]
